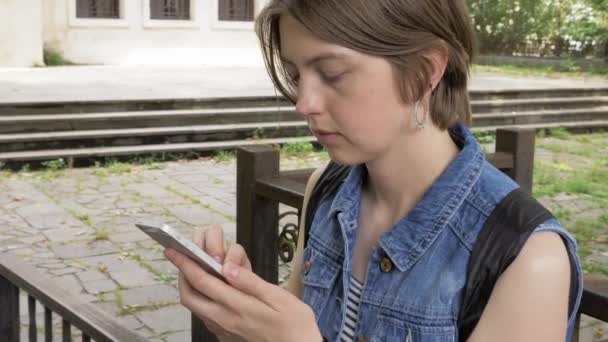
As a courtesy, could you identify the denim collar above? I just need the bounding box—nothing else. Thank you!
[327,122,484,272]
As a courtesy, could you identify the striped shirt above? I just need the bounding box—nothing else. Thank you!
[338,276,363,342]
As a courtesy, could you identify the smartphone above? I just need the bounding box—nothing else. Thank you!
[135,220,224,280]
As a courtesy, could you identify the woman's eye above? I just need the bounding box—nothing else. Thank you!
[322,72,346,84]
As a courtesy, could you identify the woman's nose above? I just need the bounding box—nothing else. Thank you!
[295,82,322,117]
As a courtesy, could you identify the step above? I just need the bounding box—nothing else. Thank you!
[472,107,608,127]
[0,121,308,143]
[0,122,311,153]
[469,87,608,101]
[0,107,300,134]
[471,96,608,113]
[0,136,317,162]
[0,96,293,115]
[2,88,607,115]
[474,120,608,133]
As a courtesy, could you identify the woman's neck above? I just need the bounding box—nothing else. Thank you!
[362,125,460,225]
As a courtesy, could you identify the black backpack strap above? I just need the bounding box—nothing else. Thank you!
[458,188,555,341]
[303,161,351,247]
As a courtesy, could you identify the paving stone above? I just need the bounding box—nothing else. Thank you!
[165,330,191,342]
[52,241,119,259]
[167,205,229,227]
[18,235,47,244]
[82,278,117,294]
[49,267,78,276]
[119,284,179,307]
[76,270,109,282]
[37,262,68,270]
[137,304,190,333]
[118,315,145,331]
[112,229,150,243]
[43,227,89,243]
[110,269,159,288]
[147,260,178,275]
[52,274,82,292]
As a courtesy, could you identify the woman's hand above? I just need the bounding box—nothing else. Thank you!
[164,225,322,342]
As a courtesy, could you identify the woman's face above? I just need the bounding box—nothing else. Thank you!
[279,15,416,165]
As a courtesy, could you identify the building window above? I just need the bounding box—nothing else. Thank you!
[76,0,120,19]
[218,0,254,22]
[150,0,191,20]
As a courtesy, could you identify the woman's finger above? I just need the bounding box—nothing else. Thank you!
[224,243,252,270]
[193,229,206,249]
[167,248,256,313]
[203,225,226,263]
[178,272,239,335]
[222,262,291,310]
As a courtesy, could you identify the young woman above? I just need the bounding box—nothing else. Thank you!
[165,1,583,341]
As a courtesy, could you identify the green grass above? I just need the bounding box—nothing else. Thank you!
[281,141,315,157]
[472,130,497,144]
[106,160,132,175]
[212,150,235,163]
[41,158,66,171]
[43,50,69,66]
[93,229,110,241]
[547,128,571,140]
[533,132,608,276]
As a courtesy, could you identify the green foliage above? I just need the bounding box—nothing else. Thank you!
[41,158,66,171]
[282,141,314,157]
[212,150,235,163]
[466,0,607,58]
[472,130,496,144]
[548,128,571,140]
[43,50,67,66]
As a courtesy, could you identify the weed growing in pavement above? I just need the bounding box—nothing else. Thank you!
[41,158,66,171]
[212,150,235,163]
[282,141,314,157]
[547,128,571,140]
[93,229,110,241]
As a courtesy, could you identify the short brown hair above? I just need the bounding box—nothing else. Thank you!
[255,0,476,129]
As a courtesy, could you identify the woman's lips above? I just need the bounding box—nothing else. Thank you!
[312,130,340,145]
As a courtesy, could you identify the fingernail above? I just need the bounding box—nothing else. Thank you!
[224,262,239,280]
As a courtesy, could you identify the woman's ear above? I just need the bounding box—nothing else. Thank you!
[427,42,449,93]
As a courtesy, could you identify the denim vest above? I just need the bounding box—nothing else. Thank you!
[301,123,583,342]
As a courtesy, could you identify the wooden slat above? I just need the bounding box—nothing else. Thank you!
[280,168,315,184]
[485,151,514,170]
[0,274,19,342]
[45,307,52,342]
[62,319,70,342]
[580,275,608,321]
[0,254,147,342]
[29,295,37,342]
[255,176,306,208]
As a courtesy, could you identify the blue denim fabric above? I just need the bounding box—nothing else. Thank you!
[301,123,583,341]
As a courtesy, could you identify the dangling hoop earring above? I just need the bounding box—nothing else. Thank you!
[412,100,426,130]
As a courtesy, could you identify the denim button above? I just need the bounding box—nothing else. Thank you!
[302,260,312,275]
[380,256,393,273]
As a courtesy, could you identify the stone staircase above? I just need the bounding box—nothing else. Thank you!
[0,88,607,163]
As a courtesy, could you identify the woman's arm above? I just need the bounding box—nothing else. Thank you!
[467,231,572,342]
[286,162,329,299]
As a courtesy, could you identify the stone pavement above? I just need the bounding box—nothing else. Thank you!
[0,154,327,341]
[0,65,607,103]
[0,142,606,341]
